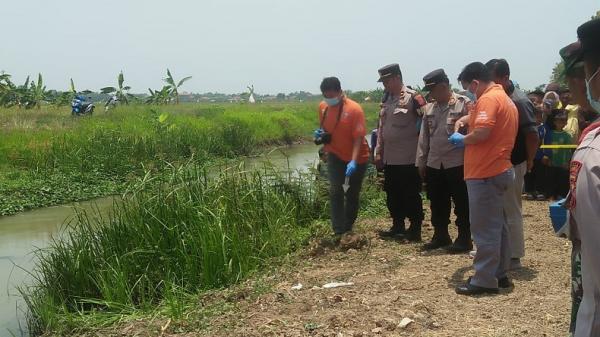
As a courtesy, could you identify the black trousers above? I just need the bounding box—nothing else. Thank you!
[550,166,570,199]
[524,159,552,196]
[425,165,470,232]
[384,164,423,227]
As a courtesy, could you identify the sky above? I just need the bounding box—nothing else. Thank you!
[1,0,598,95]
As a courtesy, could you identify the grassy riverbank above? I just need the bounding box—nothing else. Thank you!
[22,160,386,335]
[0,102,380,216]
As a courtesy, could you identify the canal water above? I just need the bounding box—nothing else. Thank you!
[0,144,319,336]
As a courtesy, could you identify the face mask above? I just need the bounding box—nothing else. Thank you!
[586,68,600,112]
[464,81,478,102]
[464,90,477,102]
[324,97,341,106]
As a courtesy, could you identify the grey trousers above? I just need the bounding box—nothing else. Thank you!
[467,168,515,288]
[328,153,367,235]
[504,161,527,259]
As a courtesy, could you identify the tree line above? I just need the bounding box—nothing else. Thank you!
[0,69,192,109]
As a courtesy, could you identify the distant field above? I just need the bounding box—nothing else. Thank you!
[0,102,379,215]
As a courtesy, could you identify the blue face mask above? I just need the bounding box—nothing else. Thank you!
[324,97,341,106]
[464,90,477,102]
[463,81,478,102]
[586,68,600,113]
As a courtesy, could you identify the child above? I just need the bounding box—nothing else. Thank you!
[545,109,573,199]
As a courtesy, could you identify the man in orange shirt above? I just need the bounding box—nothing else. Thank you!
[449,62,519,296]
[315,77,370,238]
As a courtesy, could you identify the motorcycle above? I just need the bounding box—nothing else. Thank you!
[72,96,95,116]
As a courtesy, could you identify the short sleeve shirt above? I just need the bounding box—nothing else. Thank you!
[509,86,538,165]
[464,84,519,179]
[318,97,370,164]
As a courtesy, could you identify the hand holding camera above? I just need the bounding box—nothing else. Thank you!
[314,128,332,145]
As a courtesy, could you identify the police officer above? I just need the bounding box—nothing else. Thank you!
[561,42,600,134]
[568,17,600,337]
[558,40,586,336]
[375,64,427,241]
[416,69,472,252]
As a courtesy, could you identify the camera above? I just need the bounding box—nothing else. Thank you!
[314,130,332,145]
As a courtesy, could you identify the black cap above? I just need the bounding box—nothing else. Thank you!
[560,41,584,76]
[378,64,402,82]
[577,18,600,57]
[422,69,449,91]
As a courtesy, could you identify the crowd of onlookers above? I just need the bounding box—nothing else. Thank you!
[524,85,586,201]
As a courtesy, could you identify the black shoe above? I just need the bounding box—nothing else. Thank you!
[422,235,452,250]
[447,237,473,254]
[404,231,422,242]
[455,281,499,296]
[378,229,405,239]
[498,277,514,289]
[404,222,422,242]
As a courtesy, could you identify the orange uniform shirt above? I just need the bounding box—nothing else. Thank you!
[318,97,370,164]
[464,84,518,179]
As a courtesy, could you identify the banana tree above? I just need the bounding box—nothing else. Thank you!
[146,86,172,105]
[6,76,33,108]
[0,73,10,93]
[29,73,47,109]
[163,69,191,104]
[50,79,91,107]
[101,71,135,105]
[0,73,13,107]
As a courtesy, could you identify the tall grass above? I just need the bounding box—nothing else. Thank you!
[0,104,320,173]
[22,162,323,334]
[0,103,367,215]
[0,102,379,215]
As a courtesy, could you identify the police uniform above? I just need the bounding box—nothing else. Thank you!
[416,69,472,252]
[567,18,600,337]
[560,39,588,335]
[375,64,426,240]
[568,123,600,337]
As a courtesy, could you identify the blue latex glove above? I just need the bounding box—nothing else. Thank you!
[448,132,465,148]
[313,128,324,138]
[345,160,358,177]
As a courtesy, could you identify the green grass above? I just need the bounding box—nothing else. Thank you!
[21,163,387,336]
[3,101,383,335]
[21,162,325,335]
[0,102,380,215]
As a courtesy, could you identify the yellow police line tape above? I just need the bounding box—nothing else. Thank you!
[539,145,578,149]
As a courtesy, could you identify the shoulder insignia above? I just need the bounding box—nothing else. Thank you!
[448,96,457,106]
[567,160,583,210]
[403,86,416,94]
[413,94,427,108]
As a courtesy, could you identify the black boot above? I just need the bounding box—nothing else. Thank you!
[404,221,422,242]
[378,219,405,239]
[422,227,452,250]
[447,227,473,253]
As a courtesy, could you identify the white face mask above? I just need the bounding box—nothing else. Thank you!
[586,67,600,113]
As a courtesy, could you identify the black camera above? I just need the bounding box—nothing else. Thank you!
[314,132,332,145]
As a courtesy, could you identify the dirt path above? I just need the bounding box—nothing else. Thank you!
[191,200,570,337]
[81,200,571,337]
